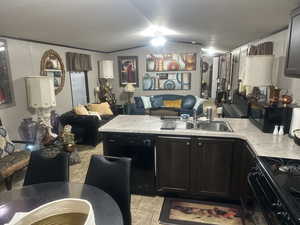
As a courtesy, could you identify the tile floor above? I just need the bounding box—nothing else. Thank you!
[1,143,252,225]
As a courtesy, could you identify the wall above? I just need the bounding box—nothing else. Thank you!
[232,29,300,103]
[107,43,202,104]
[0,38,105,139]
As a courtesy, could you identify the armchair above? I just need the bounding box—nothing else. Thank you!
[0,118,32,190]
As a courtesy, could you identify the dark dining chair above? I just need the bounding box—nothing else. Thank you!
[23,151,69,186]
[85,155,132,225]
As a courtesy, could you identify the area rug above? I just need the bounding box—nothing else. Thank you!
[159,198,243,225]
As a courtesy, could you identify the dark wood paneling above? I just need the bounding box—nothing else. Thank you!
[286,7,300,76]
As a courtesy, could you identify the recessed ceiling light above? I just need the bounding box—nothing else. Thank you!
[140,25,178,37]
[150,36,167,47]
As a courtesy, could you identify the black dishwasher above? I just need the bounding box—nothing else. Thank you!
[102,133,156,195]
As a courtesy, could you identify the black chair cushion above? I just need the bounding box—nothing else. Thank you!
[182,95,196,109]
[85,155,132,225]
[23,151,69,186]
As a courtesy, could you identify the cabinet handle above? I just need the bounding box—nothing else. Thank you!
[197,142,203,147]
[186,142,191,146]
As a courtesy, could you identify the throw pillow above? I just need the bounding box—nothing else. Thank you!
[193,96,207,111]
[163,99,182,108]
[150,96,164,109]
[87,103,113,115]
[134,97,144,109]
[74,105,89,116]
[0,126,15,158]
[141,96,152,109]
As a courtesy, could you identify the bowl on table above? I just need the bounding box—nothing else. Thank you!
[9,198,95,225]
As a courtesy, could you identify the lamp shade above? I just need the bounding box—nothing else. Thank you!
[124,83,135,93]
[25,76,56,109]
[244,55,274,86]
[100,60,114,79]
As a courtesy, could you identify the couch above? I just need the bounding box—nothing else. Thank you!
[127,94,204,116]
[222,92,249,118]
[60,111,114,146]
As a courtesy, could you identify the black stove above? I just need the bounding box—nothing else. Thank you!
[249,156,300,224]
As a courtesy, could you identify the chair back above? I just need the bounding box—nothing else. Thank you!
[23,151,69,186]
[85,155,132,225]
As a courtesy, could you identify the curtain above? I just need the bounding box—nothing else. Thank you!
[66,52,92,72]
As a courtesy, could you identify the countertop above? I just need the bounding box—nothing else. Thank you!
[99,115,300,160]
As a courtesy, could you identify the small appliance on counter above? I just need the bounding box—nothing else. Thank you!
[248,101,295,134]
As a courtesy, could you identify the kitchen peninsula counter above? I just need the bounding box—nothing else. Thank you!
[99,115,300,160]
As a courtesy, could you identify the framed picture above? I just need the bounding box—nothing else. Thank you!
[143,72,191,91]
[146,53,197,72]
[118,56,139,87]
[0,39,14,109]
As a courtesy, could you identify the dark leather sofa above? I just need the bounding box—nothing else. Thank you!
[127,94,204,116]
[222,92,249,118]
[60,111,114,146]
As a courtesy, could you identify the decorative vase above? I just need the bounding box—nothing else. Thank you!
[18,118,38,143]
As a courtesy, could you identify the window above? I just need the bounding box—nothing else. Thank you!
[70,72,89,107]
[0,39,14,109]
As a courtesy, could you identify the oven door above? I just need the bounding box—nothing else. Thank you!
[248,170,285,225]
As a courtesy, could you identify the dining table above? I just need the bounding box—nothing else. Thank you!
[0,182,124,225]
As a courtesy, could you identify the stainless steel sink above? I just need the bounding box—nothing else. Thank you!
[186,121,233,132]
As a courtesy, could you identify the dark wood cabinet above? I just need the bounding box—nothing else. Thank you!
[156,136,191,192]
[286,7,300,76]
[191,138,234,197]
[156,136,235,198]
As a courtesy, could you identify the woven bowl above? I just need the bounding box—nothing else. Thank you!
[10,198,95,225]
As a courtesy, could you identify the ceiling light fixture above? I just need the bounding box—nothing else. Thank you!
[150,36,167,47]
[202,47,223,56]
[140,25,178,37]
[0,47,5,52]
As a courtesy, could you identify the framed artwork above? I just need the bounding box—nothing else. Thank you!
[0,39,14,109]
[143,72,191,91]
[118,56,139,87]
[146,53,197,72]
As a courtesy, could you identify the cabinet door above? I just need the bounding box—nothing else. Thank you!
[191,138,234,197]
[231,141,256,199]
[156,136,191,192]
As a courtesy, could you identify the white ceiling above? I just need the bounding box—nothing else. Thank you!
[0,0,299,52]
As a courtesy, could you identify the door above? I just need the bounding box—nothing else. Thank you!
[156,136,191,192]
[191,138,234,197]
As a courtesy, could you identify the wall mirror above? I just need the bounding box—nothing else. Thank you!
[40,49,65,95]
[0,39,14,109]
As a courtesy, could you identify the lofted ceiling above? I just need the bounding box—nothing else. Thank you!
[0,0,299,52]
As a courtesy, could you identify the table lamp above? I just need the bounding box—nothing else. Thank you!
[244,55,274,95]
[124,83,135,104]
[98,60,116,105]
[25,76,56,125]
